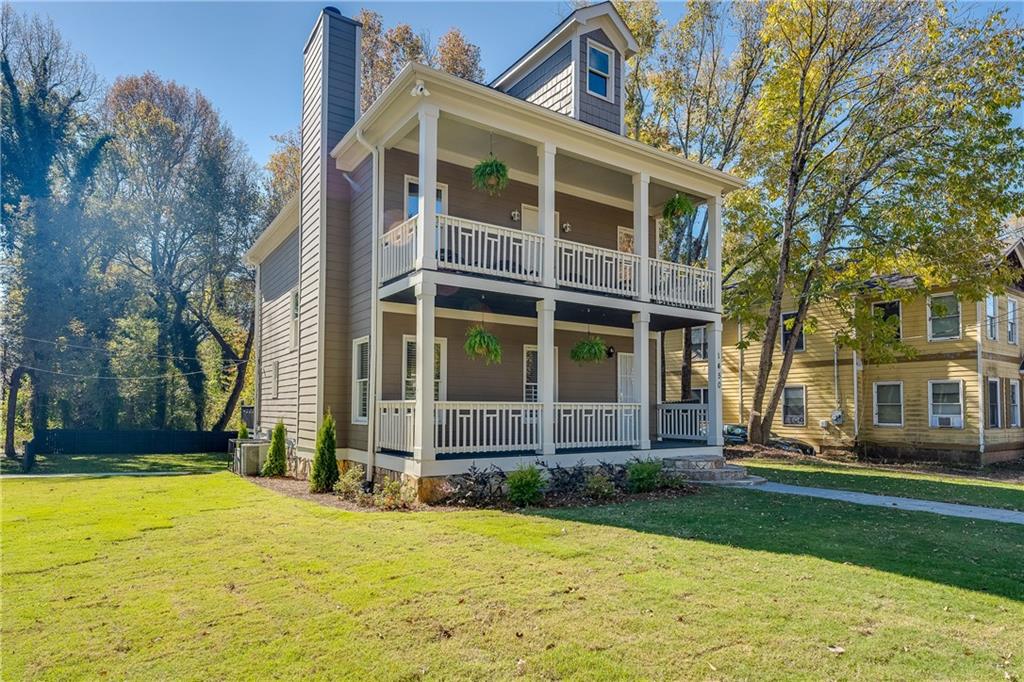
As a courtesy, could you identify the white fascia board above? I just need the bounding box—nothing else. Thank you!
[244,193,300,265]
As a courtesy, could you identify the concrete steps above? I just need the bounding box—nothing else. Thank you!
[662,454,766,486]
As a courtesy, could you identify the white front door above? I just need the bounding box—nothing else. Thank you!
[617,352,637,403]
[521,204,559,234]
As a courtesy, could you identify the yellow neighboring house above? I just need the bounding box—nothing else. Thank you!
[665,238,1024,465]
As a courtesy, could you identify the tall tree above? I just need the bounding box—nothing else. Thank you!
[433,28,484,82]
[263,129,300,219]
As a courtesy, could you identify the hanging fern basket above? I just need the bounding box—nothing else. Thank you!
[662,193,697,223]
[464,324,502,365]
[570,336,608,364]
[471,154,510,197]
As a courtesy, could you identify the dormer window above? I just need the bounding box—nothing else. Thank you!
[586,40,614,101]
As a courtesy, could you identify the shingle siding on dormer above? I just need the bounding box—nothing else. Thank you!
[578,28,621,134]
[506,42,574,115]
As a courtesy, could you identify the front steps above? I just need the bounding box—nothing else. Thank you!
[662,454,766,486]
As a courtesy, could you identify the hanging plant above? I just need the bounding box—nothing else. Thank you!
[471,154,510,197]
[662,193,697,223]
[570,336,608,364]
[464,324,502,365]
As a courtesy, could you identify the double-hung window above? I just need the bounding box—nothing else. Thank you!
[873,382,903,427]
[928,380,963,428]
[928,293,960,340]
[586,40,614,101]
[987,378,1002,429]
[690,326,708,361]
[351,337,369,424]
[872,300,902,339]
[402,336,446,401]
[1008,298,1019,344]
[986,294,998,340]
[782,386,806,426]
[523,345,558,402]
[404,176,448,220]
[1010,379,1021,428]
[781,312,805,352]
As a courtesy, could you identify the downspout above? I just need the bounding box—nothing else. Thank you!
[976,301,985,456]
[355,127,380,484]
[852,349,860,440]
[737,322,744,421]
[254,263,262,432]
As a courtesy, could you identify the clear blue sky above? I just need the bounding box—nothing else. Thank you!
[14,1,1022,169]
[14,1,689,165]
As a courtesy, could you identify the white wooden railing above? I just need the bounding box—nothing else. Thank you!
[649,261,716,309]
[378,217,418,284]
[554,403,641,449]
[555,240,640,297]
[433,402,542,455]
[377,400,415,453]
[658,403,708,440]
[435,215,544,283]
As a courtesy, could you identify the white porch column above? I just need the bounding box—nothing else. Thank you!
[538,142,557,288]
[706,319,724,447]
[632,172,650,302]
[416,103,439,271]
[413,280,436,460]
[707,193,722,312]
[537,298,556,455]
[633,311,651,449]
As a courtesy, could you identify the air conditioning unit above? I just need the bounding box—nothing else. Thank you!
[931,415,962,428]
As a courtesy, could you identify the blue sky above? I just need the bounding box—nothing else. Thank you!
[15,1,1022,169]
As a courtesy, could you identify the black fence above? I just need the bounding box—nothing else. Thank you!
[28,429,238,455]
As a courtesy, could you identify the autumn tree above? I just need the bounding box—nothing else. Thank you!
[264,129,300,219]
[434,28,484,82]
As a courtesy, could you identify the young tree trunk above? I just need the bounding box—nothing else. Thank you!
[153,295,170,429]
[681,328,693,400]
[210,318,254,432]
[4,366,27,457]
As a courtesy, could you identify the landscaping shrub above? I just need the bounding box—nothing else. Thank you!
[597,460,629,492]
[309,411,339,493]
[443,464,507,506]
[373,478,417,510]
[583,472,616,500]
[506,465,544,506]
[626,458,662,493]
[545,460,587,497]
[334,463,366,500]
[237,421,249,440]
[262,421,287,477]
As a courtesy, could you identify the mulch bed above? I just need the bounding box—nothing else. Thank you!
[247,474,700,512]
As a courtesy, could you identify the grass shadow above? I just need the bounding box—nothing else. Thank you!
[533,485,1024,601]
[1,451,231,475]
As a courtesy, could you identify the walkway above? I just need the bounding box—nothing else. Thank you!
[754,482,1024,525]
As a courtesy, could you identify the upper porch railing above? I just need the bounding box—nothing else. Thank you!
[377,212,717,310]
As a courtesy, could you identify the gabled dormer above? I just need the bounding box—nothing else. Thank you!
[490,1,638,135]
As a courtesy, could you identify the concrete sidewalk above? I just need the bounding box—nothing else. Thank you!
[754,482,1024,525]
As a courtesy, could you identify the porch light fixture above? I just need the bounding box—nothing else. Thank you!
[561,222,572,233]
[605,345,616,358]
[510,209,521,222]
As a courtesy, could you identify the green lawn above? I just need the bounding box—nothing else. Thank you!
[0,451,231,475]
[741,458,1024,511]
[3,473,1022,680]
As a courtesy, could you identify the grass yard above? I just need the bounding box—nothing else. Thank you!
[741,458,1024,511]
[0,451,231,476]
[3,473,1022,680]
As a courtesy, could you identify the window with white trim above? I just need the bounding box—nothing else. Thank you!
[523,345,558,402]
[404,176,448,219]
[351,337,369,424]
[928,380,963,428]
[290,290,299,350]
[402,336,446,401]
[689,387,709,404]
[872,300,902,339]
[987,378,1002,429]
[690,327,708,361]
[781,312,805,352]
[986,294,998,340]
[586,40,614,100]
[782,386,806,426]
[1010,379,1021,428]
[1008,298,1019,344]
[928,293,960,340]
[873,382,903,427]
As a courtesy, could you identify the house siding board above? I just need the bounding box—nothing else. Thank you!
[258,228,301,435]
[577,29,622,134]
[506,42,573,116]
[345,156,374,450]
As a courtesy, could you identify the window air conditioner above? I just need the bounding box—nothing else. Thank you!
[932,415,962,428]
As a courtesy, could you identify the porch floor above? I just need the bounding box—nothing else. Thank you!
[432,438,707,461]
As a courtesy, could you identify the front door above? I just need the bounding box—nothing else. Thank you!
[520,204,559,234]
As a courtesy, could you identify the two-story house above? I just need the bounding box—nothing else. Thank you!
[244,5,744,489]
[665,238,1024,465]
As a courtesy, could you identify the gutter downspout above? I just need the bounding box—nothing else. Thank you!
[355,127,380,485]
[852,349,860,440]
[976,301,985,457]
[737,322,744,421]
[254,263,262,432]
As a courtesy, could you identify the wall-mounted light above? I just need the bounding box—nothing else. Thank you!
[510,209,521,222]
[561,222,573,233]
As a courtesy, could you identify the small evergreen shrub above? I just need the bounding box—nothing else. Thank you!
[334,463,366,500]
[584,472,616,500]
[237,421,249,440]
[626,458,662,493]
[373,478,417,510]
[310,411,339,493]
[262,421,287,477]
[506,465,544,507]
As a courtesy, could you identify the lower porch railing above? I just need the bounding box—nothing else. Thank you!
[658,403,708,440]
[433,401,542,455]
[554,402,641,449]
[377,400,415,452]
